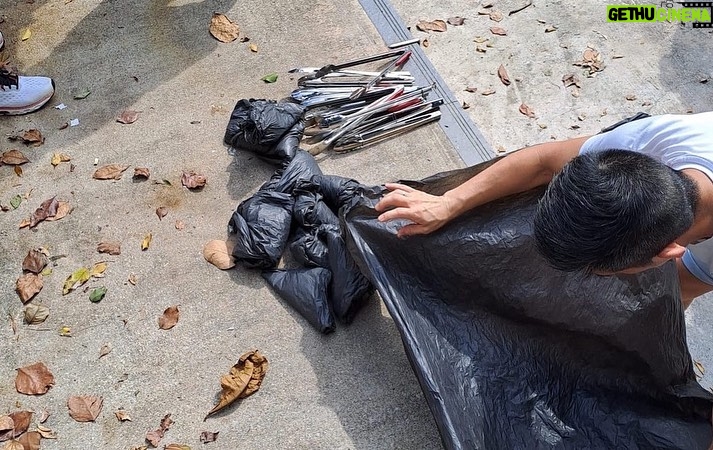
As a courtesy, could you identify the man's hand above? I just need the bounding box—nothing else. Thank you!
[375,183,459,237]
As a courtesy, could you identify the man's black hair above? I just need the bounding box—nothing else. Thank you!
[533,149,699,273]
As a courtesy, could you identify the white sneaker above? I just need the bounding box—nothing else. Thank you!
[0,74,55,115]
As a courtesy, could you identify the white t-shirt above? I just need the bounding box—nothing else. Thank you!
[579,112,713,285]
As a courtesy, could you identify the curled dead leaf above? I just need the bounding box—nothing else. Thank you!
[562,73,581,88]
[447,16,465,26]
[210,13,240,42]
[15,362,55,395]
[481,88,496,96]
[24,304,49,325]
[158,306,180,330]
[145,414,174,447]
[519,103,536,118]
[465,86,477,93]
[205,350,269,419]
[16,432,40,450]
[93,164,130,180]
[16,273,43,303]
[200,431,219,443]
[115,409,131,422]
[133,167,150,179]
[51,153,71,167]
[22,249,48,274]
[38,409,50,424]
[489,27,507,35]
[99,343,112,358]
[45,201,71,222]
[141,233,152,251]
[67,395,103,422]
[497,64,511,86]
[1,150,29,165]
[97,241,121,255]
[156,206,168,220]
[489,10,504,21]
[249,43,258,52]
[181,171,207,189]
[116,110,139,124]
[30,196,59,228]
[175,220,185,231]
[36,424,57,439]
[422,38,429,47]
[625,94,637,101]
[416,19,447,32]
[128,273,138,285]
[203,240,236,270]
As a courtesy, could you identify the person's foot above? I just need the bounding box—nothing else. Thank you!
[0,63,55,115]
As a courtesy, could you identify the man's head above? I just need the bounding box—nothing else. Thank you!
[533,149,699,274]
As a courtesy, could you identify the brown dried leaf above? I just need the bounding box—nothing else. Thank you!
[462,101,470,110]
[562,73,581,88]
[0,416,13,440]
[97,242,121,255]
[200,431,219,443]
[13,166,22,177]
[465,86,478,93]
[3,441,23,450]
[23,129,43,145]
[141,233,152,251]
[473,36,488,43]
[156,207,168,220]
[16,273,43,303]
[99,343,112,359]
[181,171,207,189]
[16,432,40,450]
[28,197,58,228]
[114,409,131,422]
[481,88,496,96]
[447,16,465,26]
[497,64,511,86]
[489,10,503,21]
[36,424,57,439]
[128,273,138,285]
[51,153,71,166]
[45,201,71,222]
[416,19,447,32]
[116,110,139,124]
[519,103,536,118]
[1,150,29,165]
[67,395,103,422]
[544,24,558,32]
[133,167,150,179]
[22,249,48,274]
[15,362,55,395]
[93,164,129,180]
[210,13,240,42]
[205,350,269,418]
[24,304,49,325]
[6,411,32,438]
[175,220,185,231]
[158,306,180,330]
[625,94,637,101]
[422,38,429,47]
[145,414,174,447]
[38,410,50,424]
[203,240,236,270]
[489,26,507,35]
[164,445,191,450]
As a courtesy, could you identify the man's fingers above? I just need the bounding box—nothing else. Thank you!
[384,182,417,193]
[397,223,431,237]
[375,189,411,212]
[377,207,420,223]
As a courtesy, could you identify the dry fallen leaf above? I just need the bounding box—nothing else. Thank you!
[38,409,50,424]
[8,129,43,146]
[45,201,71,222]
[462,101,470,110]
[164,445,191,450]
[464,86,478,93]
[133,167,150,179]
[422,38,429,47]
[97,242,121,255]
[158,306,180,330]
[562,73,582,88]
[249,43,258,52]
[625,94,637,101]
[29,196,59,228]
[544,24,558,32]
[90,262,107,278]
[203,240,236,270]
[15,362,55,395]
[67,395,103,422]
[210,13,240,42]
[99,343,112,359]
[16,432,40,450]
[181,171,207,189]
[3,411,32,439]
[141,233,152,251]
[3,440,23,450]
[115,409,131,422]
[199,431,219,443]
[490,27,507,35]
[13,166,22,177]
[51,153,71,167]
[481,88,496,96]
[145,414,174,447]
[22,249,48,274]
[156,207,168,220]
[447,16,465,26]
[519,103,536,118]
[0,416,13,441]
[695,360,706,377]
[205,350,269,419]
[416,19,447,32]
[24,304,49,325]
[497,64,511,86]
[175,220,185,231]
[128,273,138,285]
[93,164,130,180]
[1,150,29,165]
[16,273,43,303]
[116,110,139,124]
[36,425,57,439]
[489,10,504,21]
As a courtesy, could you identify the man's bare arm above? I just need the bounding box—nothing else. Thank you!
[375,136,591,237]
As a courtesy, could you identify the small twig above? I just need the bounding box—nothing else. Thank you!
[509,0,533,15]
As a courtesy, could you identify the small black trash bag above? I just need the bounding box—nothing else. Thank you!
[260,149,324,194]
[224,99,305,163]
[293,180,340,229]
[262,268,336,334]
[228,190,293,269]
[289,227,330,268]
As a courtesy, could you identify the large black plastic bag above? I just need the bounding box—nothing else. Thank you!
[227,191,293,269]
[343,163,713,449]
[262,268,336,334]
[288,227,330,268]
[224,99,305,163]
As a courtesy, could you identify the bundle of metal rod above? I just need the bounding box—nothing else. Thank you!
[288,46,442,154]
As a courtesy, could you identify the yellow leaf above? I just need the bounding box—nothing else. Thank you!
[51,153,71,166]
[249,43,258,52]
[90,262,107,278]
[63,267,90,295]
[59,326,72,337]
[21,29,31,41]
[141,233,152,250]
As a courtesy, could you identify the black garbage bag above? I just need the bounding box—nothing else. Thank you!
[343,163,713,449]
[262,268,336,334]
[319,225,373,324]
[260,149,324,194]
[224,99,305,163]
[293,180,340,228]
[312,174,362,212]
[289,227,330,268]
[227,190,293,269]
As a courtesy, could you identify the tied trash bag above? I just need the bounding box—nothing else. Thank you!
[262,268,336,334]
[343,162,713,449]
[261,149,324,194]
[228,191,293,269]
[289,227,330,268]
[224,99,305,163]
